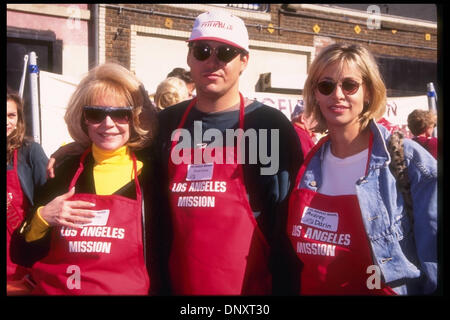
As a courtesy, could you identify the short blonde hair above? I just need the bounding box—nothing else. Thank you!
[65,62,156,151]
[303,43,387,133]
[154,77,189,110]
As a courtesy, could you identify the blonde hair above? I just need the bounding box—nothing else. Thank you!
[154,77,189,110]
[303,43,386,133]
[65,62,156,151]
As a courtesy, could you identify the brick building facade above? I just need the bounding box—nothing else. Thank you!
[5,3,440,156]
[97,4,437,97]
[102,4,436,64]
[7,3,438,97]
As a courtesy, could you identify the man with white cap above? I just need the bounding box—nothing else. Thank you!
[154,10,303,295]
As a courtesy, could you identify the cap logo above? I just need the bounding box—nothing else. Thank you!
[201,20,233,30]
[189,11,249,52]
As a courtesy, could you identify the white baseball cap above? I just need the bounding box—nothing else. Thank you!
[188,11,249,52]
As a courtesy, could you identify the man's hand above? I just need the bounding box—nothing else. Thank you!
[46,142,86,179]
[46,157,57,179]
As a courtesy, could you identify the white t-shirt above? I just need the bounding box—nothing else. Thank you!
[318,144,368,196]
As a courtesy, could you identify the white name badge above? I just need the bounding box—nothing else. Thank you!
[301,206,339,232]
[83,209,110,226]
[186,163,214,181]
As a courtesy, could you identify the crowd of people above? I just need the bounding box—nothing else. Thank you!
[7,9,438,296]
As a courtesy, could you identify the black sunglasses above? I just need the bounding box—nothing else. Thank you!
[190,42,244,63]
[83,106,132,124]
[317,79,362,96]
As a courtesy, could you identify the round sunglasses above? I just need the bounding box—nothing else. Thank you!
[83,106,132,124]
[190,42,244,63]
[316,79,362,96]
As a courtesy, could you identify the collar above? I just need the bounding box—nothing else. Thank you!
[91,144,130,165]
[317,119,391,171]
[367,119,392,169]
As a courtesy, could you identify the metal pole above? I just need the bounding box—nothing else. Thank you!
[93,4,99,66]
[427,82,437,138]
[19,54,29,98]
[28,52,41,144]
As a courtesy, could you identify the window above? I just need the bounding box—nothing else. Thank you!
[223,4,270,12]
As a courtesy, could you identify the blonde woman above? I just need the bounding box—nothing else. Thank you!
[11,63,158,295]
[154,76,190,111]
[286,43,437,295]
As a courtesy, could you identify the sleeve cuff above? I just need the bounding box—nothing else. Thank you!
[24,207,51,242]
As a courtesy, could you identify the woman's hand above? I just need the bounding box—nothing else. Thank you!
[40,187,96,229]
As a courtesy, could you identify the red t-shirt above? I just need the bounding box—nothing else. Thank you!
[413,136,437,159]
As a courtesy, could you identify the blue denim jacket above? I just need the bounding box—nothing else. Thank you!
[299,120,437,295]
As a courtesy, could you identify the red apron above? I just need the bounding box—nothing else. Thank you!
[6,149,31,281]
[31,149,149,295]
[287,135,396,295]
[167,94,272,295]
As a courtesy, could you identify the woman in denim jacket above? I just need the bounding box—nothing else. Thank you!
[286,43,437,295]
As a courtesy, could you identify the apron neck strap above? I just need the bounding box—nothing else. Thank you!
[69,147,141,198]
[13,149,19,172]
[130,151,141,198]
[171,93,245,150]
[294,130,374,190]
[294,135,330,190]
[69,148,91,190]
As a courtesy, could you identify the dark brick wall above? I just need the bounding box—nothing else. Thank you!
[104,4,437,70]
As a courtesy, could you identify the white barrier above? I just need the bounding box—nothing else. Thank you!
[39,71,80,157]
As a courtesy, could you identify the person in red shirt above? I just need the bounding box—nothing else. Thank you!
[407,109,437,159]
[291,101,316,158]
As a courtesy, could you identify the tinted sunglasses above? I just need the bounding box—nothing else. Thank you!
[83,106,132,124]
[190,42,244,63]
[317,79,362,96]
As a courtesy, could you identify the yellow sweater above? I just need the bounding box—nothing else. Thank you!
[25,144,143,242]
